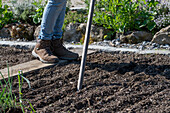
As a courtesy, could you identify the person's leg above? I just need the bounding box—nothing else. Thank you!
[32,0,66,63]
[39,0,67,40]
[52,1,66,39]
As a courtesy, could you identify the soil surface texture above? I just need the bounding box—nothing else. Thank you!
[0,47,170,113]
[0,46,35,69]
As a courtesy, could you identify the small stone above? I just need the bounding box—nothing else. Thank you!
[112,39,116,43]
[71,41,75,44]
[160,45,164,48]
[70,82,74,84]
[162,45,170,49]
[165,44,169,47]
[49,104,52,107]
[142,41,146,45]
[103,40,110,43]
[97,42,102,45]
[127,44,130,46]
[139,45,144,50]
[46,96,50,99]
[59,81,62,85]
[149,42,152,45]
[109,42,115,47]
[149,46,154,50]
[17,39,21,42]
[146,41,150,45]
[152,43,157,47]
[92,42,97,45]
[115,41,120,46]
[133,45,137,48]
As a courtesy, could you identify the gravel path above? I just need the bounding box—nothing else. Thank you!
[0,40,170,55]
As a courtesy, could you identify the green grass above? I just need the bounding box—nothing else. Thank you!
[0,65,36,113]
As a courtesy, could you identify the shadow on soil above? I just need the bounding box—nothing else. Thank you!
[86,62,170,79]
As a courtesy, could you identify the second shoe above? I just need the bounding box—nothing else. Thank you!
[51,38,79,60]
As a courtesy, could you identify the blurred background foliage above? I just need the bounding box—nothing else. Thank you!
[0,0,169,37]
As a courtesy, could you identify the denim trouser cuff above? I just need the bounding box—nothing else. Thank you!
[38,35,53,40]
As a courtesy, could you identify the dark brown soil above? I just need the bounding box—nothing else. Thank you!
[0,46,35,69]
[4,108,22,113]
[0,47,170,113]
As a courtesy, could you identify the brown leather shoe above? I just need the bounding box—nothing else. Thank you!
[51,38,79,60]
[32,39,59,63]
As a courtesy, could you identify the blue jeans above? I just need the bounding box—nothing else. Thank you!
[38,0,67,40]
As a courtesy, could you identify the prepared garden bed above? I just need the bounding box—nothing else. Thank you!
[1,47,169,112]
[0,46,35,69]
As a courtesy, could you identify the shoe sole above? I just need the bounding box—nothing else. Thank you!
[32,50,57,63]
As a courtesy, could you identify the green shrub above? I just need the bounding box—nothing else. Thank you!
[85,0,161,34]
[31,0,47,25]
[63,10,88,30]
[0,0,15,29]
[10,0,35,24]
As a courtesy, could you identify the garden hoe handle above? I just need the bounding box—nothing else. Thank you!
[77,0,96,91]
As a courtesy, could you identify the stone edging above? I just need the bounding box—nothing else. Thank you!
[0,41,170,55]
